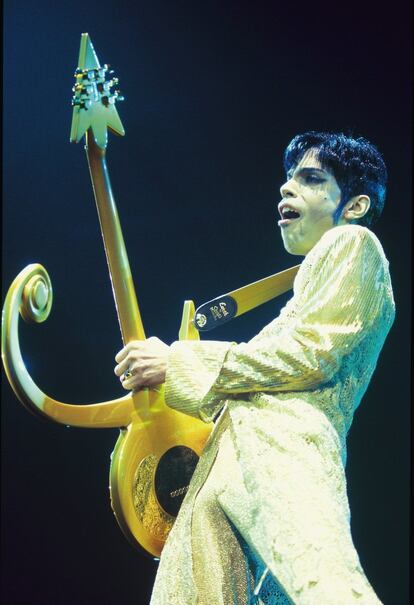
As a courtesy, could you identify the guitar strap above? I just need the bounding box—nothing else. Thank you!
[194,264,300,331]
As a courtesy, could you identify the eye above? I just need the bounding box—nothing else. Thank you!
[304,174,325,184]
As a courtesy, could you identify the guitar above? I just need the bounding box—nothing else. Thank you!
[1,33,298,558]
[2,33,212,559]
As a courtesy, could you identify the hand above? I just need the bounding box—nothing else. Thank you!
[114,337,169,390]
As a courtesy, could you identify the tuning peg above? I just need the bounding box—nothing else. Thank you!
[74,68,89,80]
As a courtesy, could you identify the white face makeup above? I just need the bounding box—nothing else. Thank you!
[278,149,344,256]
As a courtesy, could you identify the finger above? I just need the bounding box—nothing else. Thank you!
[114,356,133,377]
[121,377,134,390]
[121,373,142,391]
[115,346,130,364]
[118,362,140,382]
[115,341,143,363]
[120,366,136,388]
[119,361,144,383]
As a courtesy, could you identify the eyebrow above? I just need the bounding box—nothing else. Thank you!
[287,167,328,179]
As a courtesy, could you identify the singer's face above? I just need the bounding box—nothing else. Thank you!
[277,149,344,255]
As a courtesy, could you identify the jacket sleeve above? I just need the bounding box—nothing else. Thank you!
[165,226,395,422]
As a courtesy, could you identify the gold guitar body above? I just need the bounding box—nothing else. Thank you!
[110,388,211,557]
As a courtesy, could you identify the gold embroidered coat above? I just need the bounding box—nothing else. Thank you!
[150,225,395,605]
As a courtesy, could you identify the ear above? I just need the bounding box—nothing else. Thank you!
[342,195,371,222]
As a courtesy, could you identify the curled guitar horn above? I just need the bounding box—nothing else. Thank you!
[1,262,135,428]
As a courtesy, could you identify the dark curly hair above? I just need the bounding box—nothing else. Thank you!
[283,131,387,226]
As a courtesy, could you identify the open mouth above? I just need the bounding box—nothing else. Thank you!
[278,206,301,226]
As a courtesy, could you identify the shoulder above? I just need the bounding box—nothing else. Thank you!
[318,224,382,250]
[307,224,388,267]
[293,224,392,297]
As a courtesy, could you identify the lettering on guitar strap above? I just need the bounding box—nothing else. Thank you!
[210,301,230,320]
[194,295,238,331]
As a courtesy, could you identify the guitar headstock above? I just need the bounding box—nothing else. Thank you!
[70,33,125,149]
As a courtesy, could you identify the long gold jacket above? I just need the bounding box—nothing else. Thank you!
[150,225,395,605]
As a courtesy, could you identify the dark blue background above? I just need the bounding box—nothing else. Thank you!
[2,1,411,603]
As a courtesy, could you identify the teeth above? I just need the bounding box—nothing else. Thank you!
[281,206,299,217]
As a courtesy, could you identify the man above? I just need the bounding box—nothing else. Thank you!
[114,132,395,604]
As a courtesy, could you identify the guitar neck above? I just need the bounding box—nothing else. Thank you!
[85,129,145,343]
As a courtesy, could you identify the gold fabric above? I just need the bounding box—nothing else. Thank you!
[150,225,395,605]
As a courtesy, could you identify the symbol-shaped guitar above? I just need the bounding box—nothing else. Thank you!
[1,33,212,559]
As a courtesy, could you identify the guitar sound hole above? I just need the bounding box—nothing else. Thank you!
[154,446,199,517]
